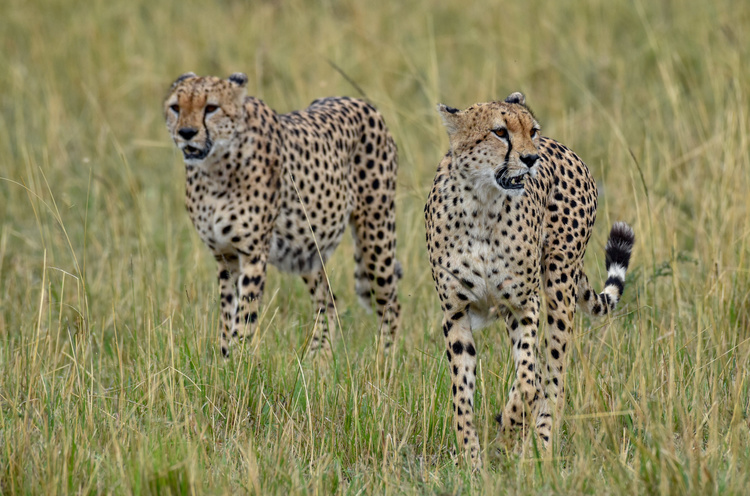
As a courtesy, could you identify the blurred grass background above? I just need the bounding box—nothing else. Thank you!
[1,0,749,493]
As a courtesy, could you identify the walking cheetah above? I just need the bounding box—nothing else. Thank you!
[164,72,401,358]
[424,92,634,467]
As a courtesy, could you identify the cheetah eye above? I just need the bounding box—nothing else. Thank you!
[492,128,508,139]
[530,128,539,139]
[169,104,179,114]
[205,104,219,114]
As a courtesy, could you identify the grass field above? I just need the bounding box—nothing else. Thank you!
[2,0,750,493]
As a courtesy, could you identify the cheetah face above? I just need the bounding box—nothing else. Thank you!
[164,72,248,164]
[437,92,540,197]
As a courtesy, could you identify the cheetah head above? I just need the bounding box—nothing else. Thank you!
[164,72,248,164]
[437,92,540,198]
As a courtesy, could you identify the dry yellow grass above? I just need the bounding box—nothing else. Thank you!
[1,0,749,493]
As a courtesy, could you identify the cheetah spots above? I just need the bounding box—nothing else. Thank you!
[166,79,400,358]
[426,100,634,465]
[242,274,262,287]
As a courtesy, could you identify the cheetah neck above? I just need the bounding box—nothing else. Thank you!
[446,167,518,227]
[449,163,518,207]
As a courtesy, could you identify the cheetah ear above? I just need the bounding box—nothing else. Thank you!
[436,104,463,135]
[504,92,526,106]
[171,72,197,88]
[227,73,248,88]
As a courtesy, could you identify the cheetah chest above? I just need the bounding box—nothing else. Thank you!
[185,180,244,254]
[267,187,355,274]
[448,199,542,331]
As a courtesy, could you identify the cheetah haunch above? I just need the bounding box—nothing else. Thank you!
[424,92,634,467]
[164,72,401,358]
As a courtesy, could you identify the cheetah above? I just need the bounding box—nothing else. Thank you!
[164,72,401,358]
[424,92,634,467]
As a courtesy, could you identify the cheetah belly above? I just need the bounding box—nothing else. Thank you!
[463,269,519,332]
[268,217,349,274]
[458,229,535,332]
[467,299,498,332]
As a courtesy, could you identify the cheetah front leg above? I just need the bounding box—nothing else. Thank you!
[443,310,482,469]
[216,254,240,358]
[495,297,548,448]
[232,253,268,350]
[301,269,336,359]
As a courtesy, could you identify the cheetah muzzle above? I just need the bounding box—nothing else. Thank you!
[495,166,531,190]
[182,140,211,161]
[181,139,212,161]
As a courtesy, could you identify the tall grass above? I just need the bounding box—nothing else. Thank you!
[1,0,749,493]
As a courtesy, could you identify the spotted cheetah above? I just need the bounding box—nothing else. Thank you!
[424,92,634,467]
[164,72,401,358]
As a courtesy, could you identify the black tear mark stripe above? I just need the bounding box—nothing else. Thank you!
[202,114,212,146]
[503,133,513,166]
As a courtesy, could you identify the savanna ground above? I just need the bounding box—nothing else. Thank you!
[2,0,750,494]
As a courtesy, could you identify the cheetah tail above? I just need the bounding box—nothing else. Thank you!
[577,221,635,316]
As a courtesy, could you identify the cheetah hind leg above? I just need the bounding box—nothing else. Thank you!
[215,254,240,358]
[301,269,336,360]
[350,220,401,360]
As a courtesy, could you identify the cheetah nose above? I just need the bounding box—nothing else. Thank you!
[178,127,198,140]
[520,153,539,167]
